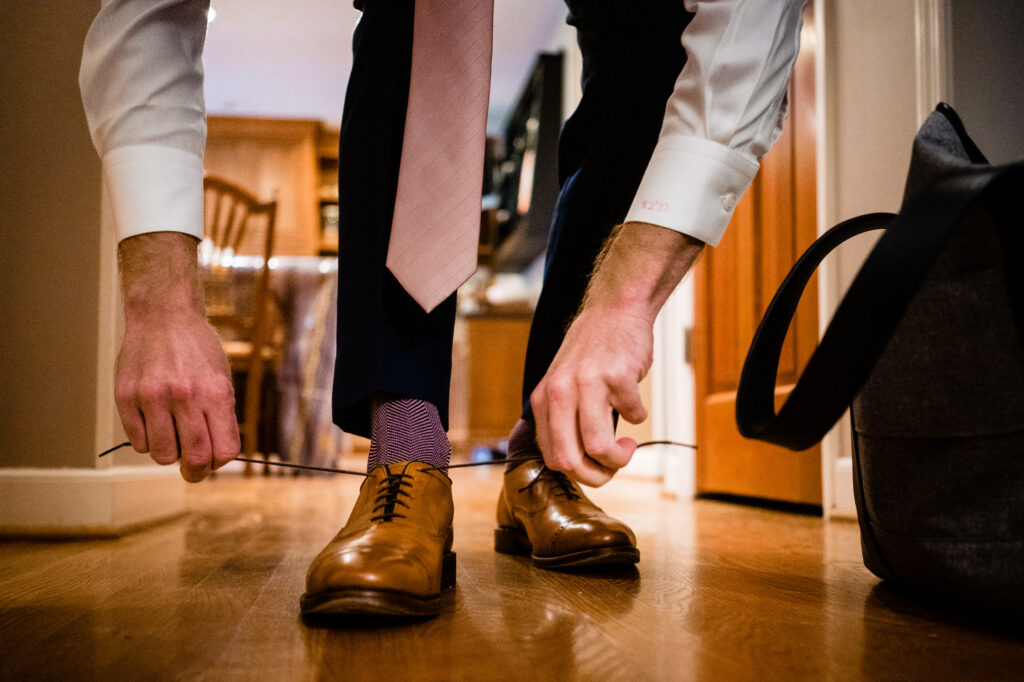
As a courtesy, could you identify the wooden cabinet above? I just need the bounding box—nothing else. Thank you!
[204,116,339,257]
[316,128,340,255]
[449,312,532,444]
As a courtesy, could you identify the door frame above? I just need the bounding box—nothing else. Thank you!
[815,0,952,518]
[653,0,953,515]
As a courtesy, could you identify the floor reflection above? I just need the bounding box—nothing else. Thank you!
[299,548,642,679]
[4,473,1024,679]
[858,582,1024,679]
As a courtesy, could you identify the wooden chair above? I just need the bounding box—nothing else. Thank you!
[202,176,281,474]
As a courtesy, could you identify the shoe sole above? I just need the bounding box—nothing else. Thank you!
[299,551,456,618]
[494,526,640,570]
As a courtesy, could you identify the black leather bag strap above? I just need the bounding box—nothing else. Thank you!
[736,165,1024,451]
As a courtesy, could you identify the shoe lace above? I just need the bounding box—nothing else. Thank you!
[370,468,413,523]
[518,465,582,501]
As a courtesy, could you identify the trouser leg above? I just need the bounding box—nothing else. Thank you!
[333,0,458,438]
[519,0,693,418]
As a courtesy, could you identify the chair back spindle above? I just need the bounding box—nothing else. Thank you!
[202,176,281,473]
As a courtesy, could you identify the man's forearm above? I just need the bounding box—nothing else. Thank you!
[114,231,239,482]
[580,221,705,323]
[118,232,206,322]
[530,221,705,487]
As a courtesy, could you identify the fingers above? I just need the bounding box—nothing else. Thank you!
[534,389,612,488]
[138,384,212,481]
[121,377,237,483]
[573,455,617,488]
[611,381,648,425]
[532,375,639,488]
[174,407,213,482]
[115,393,149,454]
[139,395,181,466]
[534,376,581,472]
[206,378,241,470]
[577,385,632,472]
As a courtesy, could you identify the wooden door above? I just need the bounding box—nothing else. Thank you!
[693,5,820,505]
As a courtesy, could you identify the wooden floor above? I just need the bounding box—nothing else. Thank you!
[2,465,1023,681]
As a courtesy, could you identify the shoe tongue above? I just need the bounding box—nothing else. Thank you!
[505,456,543,474]
[370,461,413,478]
[400,461,435,478]
[371,460,444,484]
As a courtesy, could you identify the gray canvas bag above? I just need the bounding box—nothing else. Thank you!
[735,104,1024,611]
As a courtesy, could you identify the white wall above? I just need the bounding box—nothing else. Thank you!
[0,1,185,535]
[817,0,920,517]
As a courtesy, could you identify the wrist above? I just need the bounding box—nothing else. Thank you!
[581,279,661,324]
[582,222,704,321]
[122,285,205,323]
[118,232,206,322]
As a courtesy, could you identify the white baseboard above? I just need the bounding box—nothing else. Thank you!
[831,457,857,520]
[621,447,662,480]
[661,444,696,499]
[0,465,186,537]
[622,443,696,499]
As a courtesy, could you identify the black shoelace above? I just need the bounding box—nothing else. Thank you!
[369,467,413,523]
[518,464,582,501]
[96,441,697,477]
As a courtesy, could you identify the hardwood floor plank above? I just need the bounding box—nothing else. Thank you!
[1,469,1022,680]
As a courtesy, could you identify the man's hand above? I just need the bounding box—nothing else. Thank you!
[116,232,240,482]
[531,306,653,486]
[531,222,704,487]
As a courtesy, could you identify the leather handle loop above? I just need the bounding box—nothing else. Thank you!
[735,212,894,448]
[736,165,1023,451]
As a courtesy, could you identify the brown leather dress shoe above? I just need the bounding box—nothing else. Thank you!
[495,458,639,569]
[301,462,455,617]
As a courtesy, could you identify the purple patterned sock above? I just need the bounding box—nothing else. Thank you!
[367,395,451,473]
[506,418,542,471]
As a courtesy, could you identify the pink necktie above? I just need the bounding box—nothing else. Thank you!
[386,0,494,313]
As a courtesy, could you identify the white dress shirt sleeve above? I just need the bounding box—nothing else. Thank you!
[79,0,210,242]
[625,0,807,247]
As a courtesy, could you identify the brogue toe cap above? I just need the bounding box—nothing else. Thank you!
[306,542,438,597]
[546,515,636,555]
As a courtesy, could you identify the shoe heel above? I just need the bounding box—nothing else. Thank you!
[494,526,532,557]
[441,551,456,590]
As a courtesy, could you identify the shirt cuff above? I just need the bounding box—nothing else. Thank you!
[102,145,205,243]
[625,136,759,247]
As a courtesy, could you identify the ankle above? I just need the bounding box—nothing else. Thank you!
[506,418,541,471]
[367,394,451,473]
